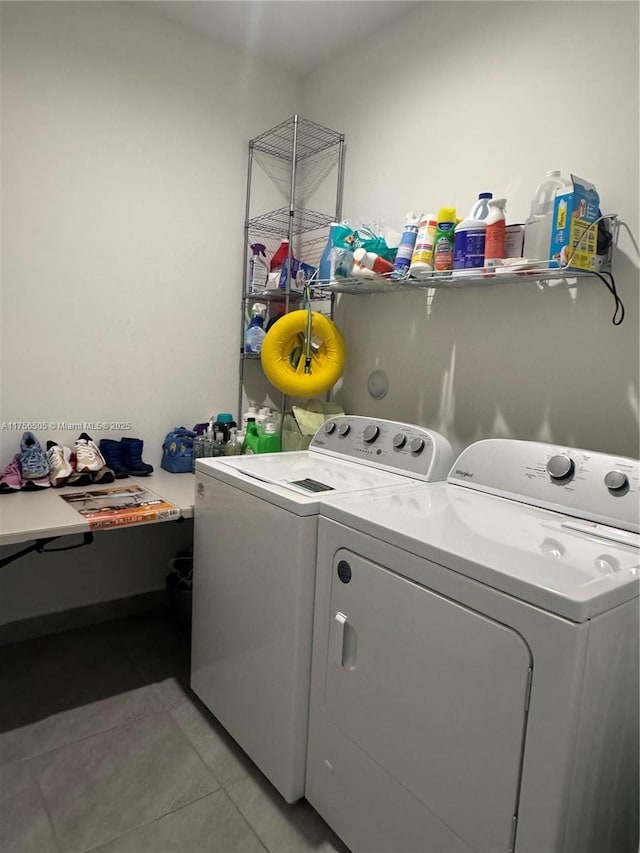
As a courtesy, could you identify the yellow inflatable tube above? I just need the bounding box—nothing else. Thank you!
[260,310,346,398]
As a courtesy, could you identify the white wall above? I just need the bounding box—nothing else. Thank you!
[0,1,300,625]
[0,0,301,467]
[303,0,640,458]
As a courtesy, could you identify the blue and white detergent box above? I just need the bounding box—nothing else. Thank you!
[549,175,600,271]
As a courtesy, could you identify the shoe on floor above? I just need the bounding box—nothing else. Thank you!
[20,431,49,479]
[75,432,106,473]
[92,466,115,485]
[98,439,129,479]
[0,455,22,493]
[120,437,153,476]
[46,442,73,487]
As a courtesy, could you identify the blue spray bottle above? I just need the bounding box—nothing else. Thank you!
[392,211,422,279]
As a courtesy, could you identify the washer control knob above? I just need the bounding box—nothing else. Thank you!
[324,421,336,435]
[547,454,574,480]
[604,470,628,491]
[410,437,425,455]
[393,433,407,449]
[338,423,351,437]
[363,424,380,444]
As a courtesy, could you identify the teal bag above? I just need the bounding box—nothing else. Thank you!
[161,427,196,474]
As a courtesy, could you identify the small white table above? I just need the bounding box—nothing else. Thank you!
[0,470,195,548]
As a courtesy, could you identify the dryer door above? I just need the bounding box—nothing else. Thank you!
[326,549,532,853]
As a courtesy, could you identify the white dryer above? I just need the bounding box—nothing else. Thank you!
[190,416,454,803]
[306,439,639,853]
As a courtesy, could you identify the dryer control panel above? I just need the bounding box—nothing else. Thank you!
[448,439,639,533]
[310,416,454,482]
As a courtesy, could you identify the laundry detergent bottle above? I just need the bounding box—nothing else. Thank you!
[523,171,571,262]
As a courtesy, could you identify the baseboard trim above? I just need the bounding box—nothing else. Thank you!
[0,589,169,646]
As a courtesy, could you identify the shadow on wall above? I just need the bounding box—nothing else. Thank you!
[334,252,640,458]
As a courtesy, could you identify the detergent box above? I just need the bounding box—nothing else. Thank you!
[549,175,600,271]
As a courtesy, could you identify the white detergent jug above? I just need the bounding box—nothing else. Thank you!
[523,170,571,262]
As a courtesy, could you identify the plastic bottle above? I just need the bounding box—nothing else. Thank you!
[192,434,207,471]
[392,212,422,278]
[453,194,492,271]
[244,304,267,354]
[249,243,268,293]
[211,431,227,457]
[242,405,258,430]
[213,413,236,443]
[469,192,493,221]
[523,171,572,261]
[256,407,271,427]
[484,198,507,267]
[224,427,243,456]
[353,248,394,275]
[318,223,340,284]
[409,214,437,275]
[270,240,290,272]
[243,420,262,454]
[432,207,457,274]
[258,419,282,453]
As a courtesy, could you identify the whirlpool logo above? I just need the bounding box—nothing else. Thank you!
[455,469,474,478]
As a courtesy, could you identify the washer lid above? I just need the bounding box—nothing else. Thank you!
[320,482,640,622]
[196,452,413,515]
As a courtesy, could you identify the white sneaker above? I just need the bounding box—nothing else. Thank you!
[46,442,73,486]
[75,432,106,472]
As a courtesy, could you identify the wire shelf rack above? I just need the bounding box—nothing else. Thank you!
[247,207,335,237]
[251,116,343,161]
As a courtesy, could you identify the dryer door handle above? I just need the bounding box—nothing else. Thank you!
[331,611,358,670]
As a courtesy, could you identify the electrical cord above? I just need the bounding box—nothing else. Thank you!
[563,214,625,326]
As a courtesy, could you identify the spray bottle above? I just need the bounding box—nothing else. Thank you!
[484,198,507,268]
[392,211,422,279]
[433,207,457,274]
[249,243,269,293]
[409,213,438,276]
[244,303,267,354]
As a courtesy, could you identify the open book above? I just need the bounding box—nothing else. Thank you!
[60,484,180,530]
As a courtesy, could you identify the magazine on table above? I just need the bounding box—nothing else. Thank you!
[60,483,180,530]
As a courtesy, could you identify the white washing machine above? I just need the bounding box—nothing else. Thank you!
[190,416,454,803]
[306,439,639,853]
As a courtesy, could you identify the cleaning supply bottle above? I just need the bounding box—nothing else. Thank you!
[409,213,437,276]
[213,413,236,443]
[392,211,422,278]
[244,304,267,354]
[432,207,457,274]
[242,405,258,430]
[258,419,281,453]
[318,223,340,284]
[270,240,290,272]
[484,198,507,268]
[224,427,243,456]
[523,171,571,262]
[249,243,268,293]
[243,419,262,454]
[353,248,394,275]
[453,193,492,272]
[211,431,227,457]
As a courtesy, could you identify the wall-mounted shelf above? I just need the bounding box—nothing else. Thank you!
[328,266,603,294]
[328,214,619,295]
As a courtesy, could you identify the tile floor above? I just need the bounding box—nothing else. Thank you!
[0,610,349,853]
